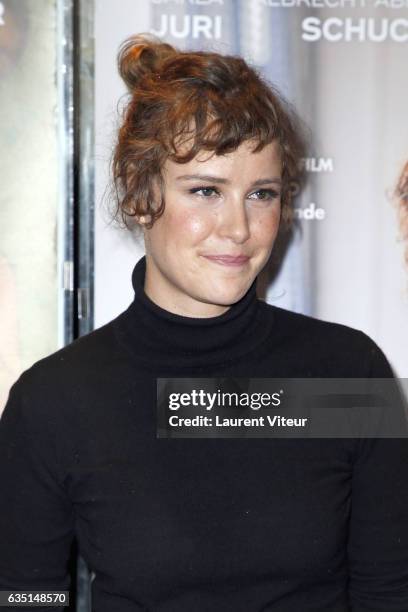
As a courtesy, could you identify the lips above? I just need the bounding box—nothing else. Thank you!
[203,255,250,266]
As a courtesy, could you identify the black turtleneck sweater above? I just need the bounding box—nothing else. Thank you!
[1,257,408,611]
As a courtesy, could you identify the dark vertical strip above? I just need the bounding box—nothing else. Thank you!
[72,0,94,610]
[73,0,95,340]
[61,0,75,346]
[72,0,80,339]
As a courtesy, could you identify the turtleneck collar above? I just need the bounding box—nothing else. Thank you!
[114,256,274,369]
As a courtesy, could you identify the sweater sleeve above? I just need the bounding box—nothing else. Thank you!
[0,374,75,611]
[348,336,408,611]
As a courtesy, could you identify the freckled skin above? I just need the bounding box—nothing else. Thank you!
[142,140,282,318]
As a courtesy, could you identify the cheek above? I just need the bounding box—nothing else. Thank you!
[251,211,281,247]
[169,210,214,245]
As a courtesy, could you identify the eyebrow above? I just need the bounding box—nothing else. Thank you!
[176,174,282,186]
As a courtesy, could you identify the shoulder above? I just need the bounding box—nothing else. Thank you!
[258,301,393,377]
[0,310,140,467]
[263,301,370,346]
[4,311,130,421]
[23,317,120,386]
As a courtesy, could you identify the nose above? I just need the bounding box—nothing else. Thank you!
[217,198,250,244]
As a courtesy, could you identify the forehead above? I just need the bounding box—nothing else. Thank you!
[163,140,282,181]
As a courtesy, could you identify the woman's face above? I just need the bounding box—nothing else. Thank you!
[142,139,282,317]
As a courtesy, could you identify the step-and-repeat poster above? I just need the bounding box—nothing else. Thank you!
[94,0,408,376]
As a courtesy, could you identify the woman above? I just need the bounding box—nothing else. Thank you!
[0,35,407,612]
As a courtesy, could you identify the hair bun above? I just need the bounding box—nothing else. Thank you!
[117,34,176,91]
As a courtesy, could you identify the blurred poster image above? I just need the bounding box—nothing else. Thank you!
[0,0,59,412]
[396,161,408,265]
[95,0,408,376]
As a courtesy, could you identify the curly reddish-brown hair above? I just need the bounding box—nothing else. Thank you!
[395,162,408,264]
[112,34,307,229]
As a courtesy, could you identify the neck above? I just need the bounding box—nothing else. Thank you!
[112,256,274,369]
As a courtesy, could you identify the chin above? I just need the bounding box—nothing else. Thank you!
[203,284,251,307]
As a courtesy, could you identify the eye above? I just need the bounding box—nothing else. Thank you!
[189,186,220,198]
[248,189,280,201]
